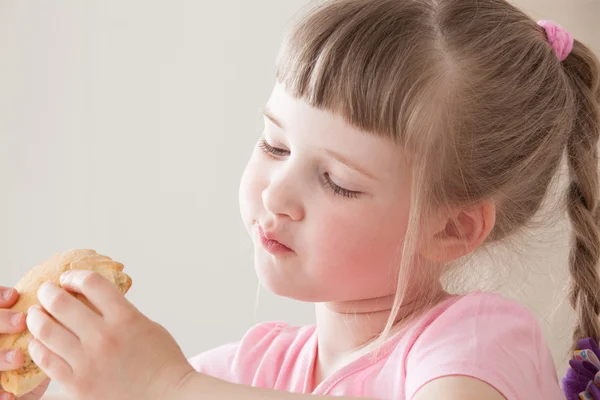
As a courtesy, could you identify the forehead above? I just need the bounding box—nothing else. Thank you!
[264,83,408,181]
[264,83,349,134]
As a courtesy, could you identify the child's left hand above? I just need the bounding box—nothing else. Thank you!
[25,270,195,400]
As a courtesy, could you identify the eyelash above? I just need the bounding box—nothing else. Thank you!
[258,138,361,199]
[258,138,289,157]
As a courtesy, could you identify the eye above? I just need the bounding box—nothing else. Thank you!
[258,138,289,157]
[323,173,361,199]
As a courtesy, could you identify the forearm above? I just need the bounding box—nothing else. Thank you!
[40,394,71,400]
[175,372,377,400]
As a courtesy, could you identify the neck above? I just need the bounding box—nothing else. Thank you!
[312,283,447,387]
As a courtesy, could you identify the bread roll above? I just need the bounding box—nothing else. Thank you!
[0,249,132,396]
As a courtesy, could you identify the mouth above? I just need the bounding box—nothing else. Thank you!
[257,226,294,255]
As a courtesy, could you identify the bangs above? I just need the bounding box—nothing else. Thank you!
[274,0,448,143]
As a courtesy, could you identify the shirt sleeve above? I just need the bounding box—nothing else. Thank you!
[187,321,287,384]
[188,341,240,380]
[404,292,562,400]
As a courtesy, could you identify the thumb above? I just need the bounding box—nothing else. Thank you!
[19,378,50,400]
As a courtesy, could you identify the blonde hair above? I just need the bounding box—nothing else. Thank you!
[275,0,600,349]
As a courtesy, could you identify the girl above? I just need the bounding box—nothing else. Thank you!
[1,0,598,399]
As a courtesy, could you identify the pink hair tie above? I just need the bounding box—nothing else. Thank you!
[537,20,574,62]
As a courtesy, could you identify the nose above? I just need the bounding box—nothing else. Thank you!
[261,167,305,222]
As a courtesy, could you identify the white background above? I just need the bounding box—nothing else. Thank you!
[0,0,598,396]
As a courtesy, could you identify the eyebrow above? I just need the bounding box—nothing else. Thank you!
[263,107,284,130]
[262,106,377,181]
[324,149,377,180]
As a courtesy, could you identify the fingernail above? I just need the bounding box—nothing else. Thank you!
[10,312,23,327]
[3,289,13,301]
[60,270,72,283]
[4,350,16,363]
[0,392,14,400]
[27,305,41,314]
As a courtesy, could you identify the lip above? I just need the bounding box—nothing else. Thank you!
[258,226,294,255]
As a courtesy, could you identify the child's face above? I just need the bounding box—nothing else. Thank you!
[239,83,412,303]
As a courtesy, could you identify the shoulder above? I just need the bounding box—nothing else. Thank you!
[404,291,563,400]
[433,291,542,333]
[413,291,545,345]
[188,321,315,384]
[403,291,545,357]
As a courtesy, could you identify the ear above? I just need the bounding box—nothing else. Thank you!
[419,201,496,262]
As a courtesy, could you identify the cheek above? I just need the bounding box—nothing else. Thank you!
[309,204,409,290]
[239,152,265,227]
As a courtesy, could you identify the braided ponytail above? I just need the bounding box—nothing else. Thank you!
[562,40,600,349]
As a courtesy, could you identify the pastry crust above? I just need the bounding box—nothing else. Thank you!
[0,249,132,396]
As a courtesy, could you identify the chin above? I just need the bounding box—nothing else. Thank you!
[253,254,324,302]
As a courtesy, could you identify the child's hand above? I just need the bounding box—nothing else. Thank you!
[25,271,195,400]
[0,285,50,400]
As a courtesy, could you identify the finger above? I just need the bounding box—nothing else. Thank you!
[0,390,15,400]
[26,377,51,398]
[0,287,18,309]
[26,306,84,369]
[0,309,26,334]
[28,338,73,386]
[36,282,103,342]
[59,270,136,322]
[0,348,24,371]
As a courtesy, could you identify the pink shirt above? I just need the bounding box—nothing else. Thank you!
[189,292,564,399]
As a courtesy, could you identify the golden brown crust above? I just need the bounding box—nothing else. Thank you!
[0,249,132,396]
